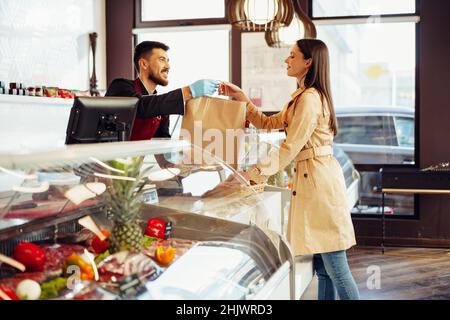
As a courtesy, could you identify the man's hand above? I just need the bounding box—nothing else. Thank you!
[188,79,220,98]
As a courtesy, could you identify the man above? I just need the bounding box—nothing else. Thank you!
[105,41,218,140]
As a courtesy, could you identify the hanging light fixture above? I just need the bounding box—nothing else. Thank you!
[265,1,317,48]
[265,14,305,47]
[228,0,294,31]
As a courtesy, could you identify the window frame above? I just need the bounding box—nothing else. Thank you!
[133,0,241,85]
[135,0,228,28]
[309,0,421,219]
[310,0,419,19]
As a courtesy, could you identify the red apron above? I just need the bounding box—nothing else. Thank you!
[130,79,165,141]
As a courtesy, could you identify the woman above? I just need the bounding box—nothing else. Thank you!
[219,39,360,300]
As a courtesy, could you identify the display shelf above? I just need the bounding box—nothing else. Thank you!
[0,94,73,107]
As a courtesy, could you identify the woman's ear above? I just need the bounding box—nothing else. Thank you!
[305,58,313,68]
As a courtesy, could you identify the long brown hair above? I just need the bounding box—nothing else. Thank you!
[296,39,338,136]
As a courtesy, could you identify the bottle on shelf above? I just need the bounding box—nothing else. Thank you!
[8,83,26,95]
[0,81,6,94]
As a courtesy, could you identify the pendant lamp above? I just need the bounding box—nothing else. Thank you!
[265,1,317,48]
[228,0,294,31]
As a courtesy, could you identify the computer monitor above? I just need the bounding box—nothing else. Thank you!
[65,96,138,144]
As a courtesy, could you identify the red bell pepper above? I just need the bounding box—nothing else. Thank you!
[92,230,110,254]
[145,218,166,239]
[0,284,20,300]
[13,242,46,272]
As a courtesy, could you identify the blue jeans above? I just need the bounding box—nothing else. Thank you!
[313,250,360,300]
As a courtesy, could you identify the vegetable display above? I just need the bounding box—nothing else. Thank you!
[0,284,20,300]
[142,235,159,248]
[16,279,41,300]
[91,230,110,254]
[13,242,46,272]
[64,253,94,281]
[94,250,110,266]
[154,246,175,266]
[145,218,166,239]
[39,277,68,300]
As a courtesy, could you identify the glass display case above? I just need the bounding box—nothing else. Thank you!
[0,139,294,300]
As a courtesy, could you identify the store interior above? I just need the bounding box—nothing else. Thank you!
[0,0,449,300]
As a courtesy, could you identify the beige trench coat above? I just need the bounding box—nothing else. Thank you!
[246,87,356,256]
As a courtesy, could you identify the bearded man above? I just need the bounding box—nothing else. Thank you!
[105,41,218,140]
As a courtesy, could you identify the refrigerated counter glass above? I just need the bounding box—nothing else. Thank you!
[0,139,295,300]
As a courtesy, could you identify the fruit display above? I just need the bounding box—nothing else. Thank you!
[143,238,197,262]
[154,246,175,266]
[0,156,203,300]
[104,157,153,254]
[0,220,199,300]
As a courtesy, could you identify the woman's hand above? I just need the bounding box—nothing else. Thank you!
[224,171,256,185]
[218,81,251,103]
[234,171,257,185]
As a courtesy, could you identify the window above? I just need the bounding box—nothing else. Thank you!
[312,0,419,216]
[312,0,416,17]
[317,22,416,109]
[395,116,414,147]
[141,0,225,22]
[135,26,230,137]
[241,32,297,112]
[336,116,395,146]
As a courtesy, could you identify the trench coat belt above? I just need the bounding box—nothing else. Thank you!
[294,145,333,162]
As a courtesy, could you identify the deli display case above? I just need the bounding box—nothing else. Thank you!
[0,139,295,300]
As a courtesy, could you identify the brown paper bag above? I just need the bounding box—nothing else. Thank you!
[180,96,247,169]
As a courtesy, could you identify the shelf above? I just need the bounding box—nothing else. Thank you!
[0,94,73,107]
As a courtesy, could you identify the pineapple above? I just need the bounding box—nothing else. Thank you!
[103,157,151,253]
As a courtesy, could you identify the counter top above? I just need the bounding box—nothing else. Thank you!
[0,94,73,107]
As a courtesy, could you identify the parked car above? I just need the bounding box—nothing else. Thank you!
[334,106,415,215]
[334,105,414,165]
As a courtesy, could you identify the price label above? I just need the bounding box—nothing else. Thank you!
[164,221,173,240]
[118,274,148,299]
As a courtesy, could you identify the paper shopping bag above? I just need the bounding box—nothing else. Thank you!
[180,96,247,169]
